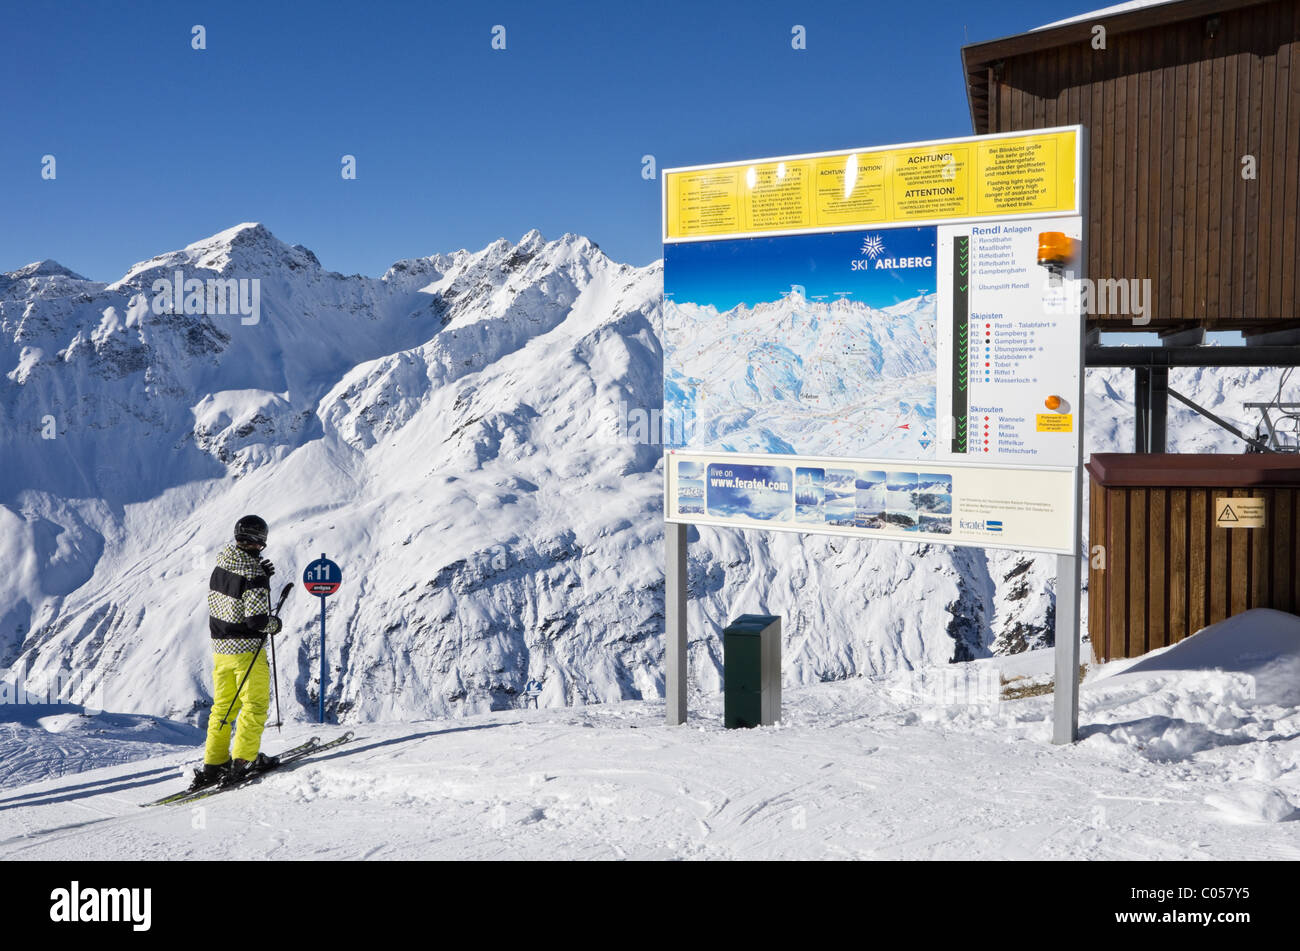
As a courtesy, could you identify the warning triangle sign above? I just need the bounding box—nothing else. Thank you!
[1219,503,1239,522]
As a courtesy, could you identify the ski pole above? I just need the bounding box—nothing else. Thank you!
[268,610,282,733]
[219,583,294,729]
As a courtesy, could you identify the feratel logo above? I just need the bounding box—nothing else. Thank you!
[49,881,151,931]
[850,234,933,272]
[959,518,1003,534]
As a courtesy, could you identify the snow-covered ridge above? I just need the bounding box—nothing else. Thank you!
[110,222,323,287]
[0,259,103,304]
[3,259,91,282]
[0,223,1295,726]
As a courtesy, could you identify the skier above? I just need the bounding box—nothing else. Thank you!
[190,515,283,790]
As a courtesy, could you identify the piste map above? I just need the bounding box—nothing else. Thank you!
[664,227,939,461]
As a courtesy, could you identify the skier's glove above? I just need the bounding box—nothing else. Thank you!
[264,616,283,637]
[260,559,276,578]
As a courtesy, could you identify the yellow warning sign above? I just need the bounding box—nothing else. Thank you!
[744,160,813,231]
[974,134,1073,216]
[1215,497,1266,529]
[668,167,743,236]
[888,144,972,221]
[1035,413,1073,433]
[813,153,887,224]
[665,129,1079,238]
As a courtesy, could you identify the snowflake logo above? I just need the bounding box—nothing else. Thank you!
[860,235,885,258]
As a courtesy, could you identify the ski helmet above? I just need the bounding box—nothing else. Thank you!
[234,514,268,547]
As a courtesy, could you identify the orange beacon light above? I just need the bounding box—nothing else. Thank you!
[1037,232,1075,270]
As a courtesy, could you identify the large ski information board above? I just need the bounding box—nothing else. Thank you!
[662,127,1086,555]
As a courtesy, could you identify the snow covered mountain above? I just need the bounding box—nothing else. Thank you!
[1,224,1293,724]
[664,292,936,457]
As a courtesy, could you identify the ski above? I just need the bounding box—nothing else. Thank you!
[154,731,356,806]
[141,735,323,807]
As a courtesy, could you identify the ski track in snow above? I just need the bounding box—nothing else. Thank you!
[3,617,1300,861]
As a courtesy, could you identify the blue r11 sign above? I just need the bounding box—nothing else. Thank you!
[302,554,342,722]
[303,556,342,596]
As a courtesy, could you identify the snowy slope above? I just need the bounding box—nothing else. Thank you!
[1,225,668,721]
[2,609,1298,860]
[2,224,1297,728]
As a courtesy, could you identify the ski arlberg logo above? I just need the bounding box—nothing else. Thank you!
[850,234,933,272]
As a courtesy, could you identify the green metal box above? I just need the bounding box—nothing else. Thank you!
[723,614,781,728]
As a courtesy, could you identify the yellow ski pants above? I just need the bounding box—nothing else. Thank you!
[204,649,270,765]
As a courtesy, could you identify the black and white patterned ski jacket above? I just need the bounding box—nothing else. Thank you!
[208,544,276,654]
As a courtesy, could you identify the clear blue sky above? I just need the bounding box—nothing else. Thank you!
[0,0,1104,281]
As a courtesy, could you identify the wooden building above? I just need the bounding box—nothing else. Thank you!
[1087,454,1300,660]
[962,0,1300,334]
[963,1,1300,660]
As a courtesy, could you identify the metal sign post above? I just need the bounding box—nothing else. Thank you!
[302,553,342,724]
[1053,138,1088,745]
[665,521,688,726]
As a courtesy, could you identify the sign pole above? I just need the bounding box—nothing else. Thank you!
[319,592,326,724]
[1053,553,1082,743]
[665,521,688,726]
[1053,302,1085,744]
[302,552,342,726]
[1054,134,1087,746]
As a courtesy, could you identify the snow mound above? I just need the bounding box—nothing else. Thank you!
[1075,610,1300,777]
[1204,785,1297,824]
[1093,609,1300,706]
